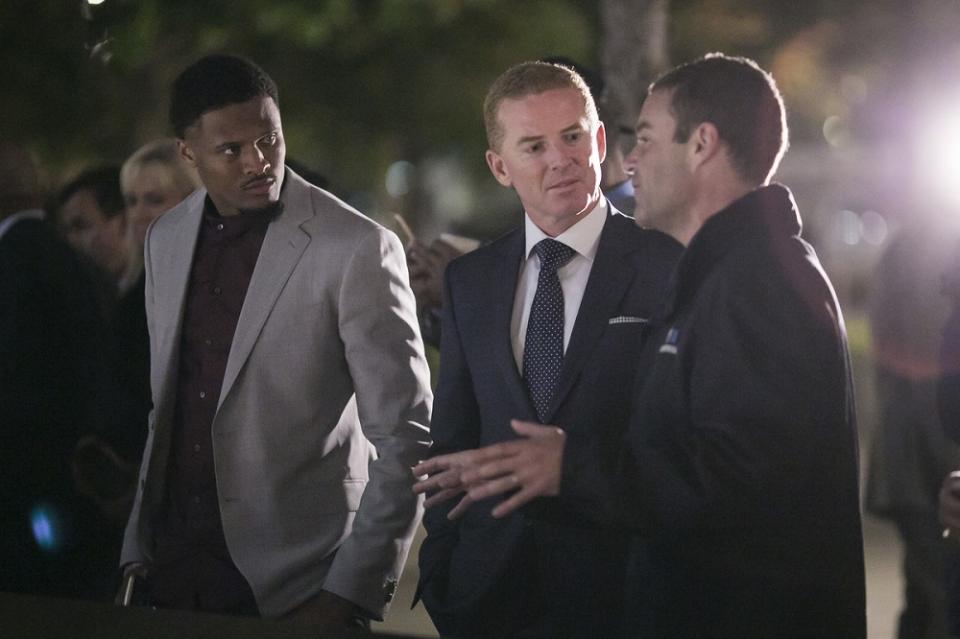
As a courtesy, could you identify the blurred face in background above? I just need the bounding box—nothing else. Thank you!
[57,188,129,279]
[122,162,193,247]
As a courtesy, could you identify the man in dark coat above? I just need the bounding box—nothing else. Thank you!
[416,53,866,638]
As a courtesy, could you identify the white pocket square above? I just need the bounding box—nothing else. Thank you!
[608,316,649,325]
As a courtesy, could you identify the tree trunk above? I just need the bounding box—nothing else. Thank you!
[599,0,670,131]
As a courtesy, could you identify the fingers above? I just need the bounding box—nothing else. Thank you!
[447,493,475,520]
[465,474,520,503]
[510,419,563,439]
[413,451,469,476]
[423,488,462,509]
[491,486,538,519]
[413,466,465,495]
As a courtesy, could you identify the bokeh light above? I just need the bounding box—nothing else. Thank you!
[914,97,960,207]
[385,160,415,198]
[29,503,64,554]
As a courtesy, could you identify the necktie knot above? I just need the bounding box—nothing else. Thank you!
[534,239,575,275]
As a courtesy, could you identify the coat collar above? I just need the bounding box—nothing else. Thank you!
[662,183,800,320]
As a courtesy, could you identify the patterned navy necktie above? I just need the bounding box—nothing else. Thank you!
[523,238,576,422]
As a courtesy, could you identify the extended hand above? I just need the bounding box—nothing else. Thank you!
[284,590,366,629]
[407,239,462,310]
[413,420,565,519]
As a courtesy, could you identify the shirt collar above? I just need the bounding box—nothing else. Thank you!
[523,197,607,262]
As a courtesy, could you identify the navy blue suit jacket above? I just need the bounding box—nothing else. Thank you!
[417,207,680,637]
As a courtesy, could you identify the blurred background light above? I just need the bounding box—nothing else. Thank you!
[837,209,863,245]
[860,210,888,246]
[823,115,852,148]
[29,504,64,554]
[914,97,960,207]
[840,74,868,104]
[385,160,415,198]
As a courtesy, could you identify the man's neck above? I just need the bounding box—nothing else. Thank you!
[674,179,755,247]
[530,192,603,238]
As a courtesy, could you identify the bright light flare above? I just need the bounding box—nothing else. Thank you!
[915,101,960,207]
[87,0,106,5]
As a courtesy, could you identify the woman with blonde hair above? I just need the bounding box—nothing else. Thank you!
[121,138,199,249]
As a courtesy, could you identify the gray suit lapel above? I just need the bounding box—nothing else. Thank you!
[217,172,313,409]
[153,192,205,408]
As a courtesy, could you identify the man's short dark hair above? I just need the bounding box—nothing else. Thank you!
[650,53,788,185]
[53,166,124,221]
[170,54,279,138]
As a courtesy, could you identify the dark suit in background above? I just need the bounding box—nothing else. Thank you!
[417,208,680,637]
[0,212,111,597]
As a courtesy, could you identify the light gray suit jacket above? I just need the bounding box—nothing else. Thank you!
[120,169,432,619]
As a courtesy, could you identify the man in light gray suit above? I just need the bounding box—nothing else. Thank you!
[119,54,432,629]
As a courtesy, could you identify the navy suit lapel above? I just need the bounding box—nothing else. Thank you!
[545,210,639,423]
[487,229,538,421]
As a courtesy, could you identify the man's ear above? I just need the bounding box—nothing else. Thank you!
[688,121,721,170]
[485,149,512,188]
[177,138,196,167]
[596,120,607,165]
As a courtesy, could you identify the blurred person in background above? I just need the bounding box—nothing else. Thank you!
[114,139,200,455]
[867,223,960,639]
[70,140,203,528]
[122,138,201,249]
[0,142,112,598]
[50,166,131,318]
[936,243,960,638]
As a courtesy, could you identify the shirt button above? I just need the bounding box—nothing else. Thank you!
[204,339,212,346]
[217,223,224,231]
[193,496,201,504]
[193,444,201,453]
[213,286,222,295]
[199,391,206,398]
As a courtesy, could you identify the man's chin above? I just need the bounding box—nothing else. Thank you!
[238,198,283,217]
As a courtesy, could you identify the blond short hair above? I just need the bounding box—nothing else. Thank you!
[483,61,598,151]
[120,138,199,198]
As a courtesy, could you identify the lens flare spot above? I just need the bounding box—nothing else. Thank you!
[29,504,63,553]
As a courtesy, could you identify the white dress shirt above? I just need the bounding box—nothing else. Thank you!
[511,198,608,371]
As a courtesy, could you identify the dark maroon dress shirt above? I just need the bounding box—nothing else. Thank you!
[149,198,275,614]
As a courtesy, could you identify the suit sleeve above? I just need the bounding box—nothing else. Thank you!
[322,226,432,619]
[119,221,159,569]
[415,263,482,618]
